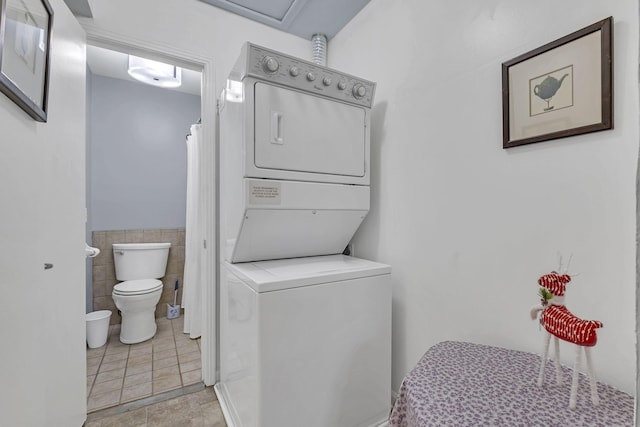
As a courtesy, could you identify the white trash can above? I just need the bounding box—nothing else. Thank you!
[86,310,112,348]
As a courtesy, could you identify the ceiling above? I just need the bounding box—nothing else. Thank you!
[197,0,370,40]
[64,0,370,40]
[86,46,202,96]
[72,0,372,95]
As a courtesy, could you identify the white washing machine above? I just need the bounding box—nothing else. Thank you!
[215,255,392,427]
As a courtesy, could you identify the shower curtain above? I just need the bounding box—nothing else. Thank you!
[183,122,203,338]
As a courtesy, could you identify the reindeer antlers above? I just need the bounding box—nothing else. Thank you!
[557,253,573,275]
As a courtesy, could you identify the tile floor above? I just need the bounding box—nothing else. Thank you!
[84,387,227,427]
[87,316,202,413]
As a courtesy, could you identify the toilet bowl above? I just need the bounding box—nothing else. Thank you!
[112,279,163,344]
[112,242,171,344]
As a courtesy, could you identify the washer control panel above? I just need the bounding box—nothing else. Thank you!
[244,44,376,108]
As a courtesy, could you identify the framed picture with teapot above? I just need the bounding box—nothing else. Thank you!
[502,17,612,149]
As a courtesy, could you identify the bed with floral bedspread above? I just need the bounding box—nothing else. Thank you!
[389,341,633,427]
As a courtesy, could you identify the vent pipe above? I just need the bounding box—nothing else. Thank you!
[311,33,327,66]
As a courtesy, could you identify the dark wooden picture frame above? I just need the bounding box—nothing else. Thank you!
[0,0,53,122]
[502,17,612,149]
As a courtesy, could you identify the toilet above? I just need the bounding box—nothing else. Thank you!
[112,242,171,344]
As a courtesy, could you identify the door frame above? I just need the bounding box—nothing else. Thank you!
[82,23,218,386]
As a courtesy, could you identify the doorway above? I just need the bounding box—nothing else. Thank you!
[87,39,215,411]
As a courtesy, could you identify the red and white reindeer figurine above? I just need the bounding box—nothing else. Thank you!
[530,268,603,409]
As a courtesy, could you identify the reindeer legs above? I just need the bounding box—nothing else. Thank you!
[553,336,562,385]
[569,345,582,409]
[584,347,600,406]
[537,331,552,387]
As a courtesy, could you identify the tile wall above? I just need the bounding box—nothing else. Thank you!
[91,229,185,324]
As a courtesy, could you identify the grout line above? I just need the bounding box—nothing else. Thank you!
[87,316,200,414]
[119,327,129,405]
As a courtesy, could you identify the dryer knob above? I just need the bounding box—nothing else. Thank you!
[337,81,347,90]
[306,72,316,81]
[289,66,299,77]
[352,84,366,99]
[322,76,332,86]
[262,56,279,73]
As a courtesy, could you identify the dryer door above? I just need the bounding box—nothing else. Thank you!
[254,82,366,178]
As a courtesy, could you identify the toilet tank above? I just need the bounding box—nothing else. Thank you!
[112,243,171,281]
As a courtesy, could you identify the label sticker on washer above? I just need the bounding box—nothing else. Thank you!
[249,181,281,205]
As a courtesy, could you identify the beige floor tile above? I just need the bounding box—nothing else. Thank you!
[177,341,199,355]
[176,337,193,348]
[120,381,152,403]
[147,393,193,420]
[86,388,224,426]
[88,356,102,368]
[129,345,152,357]
[202,401,226,427]
[153,331,174,340]
[99,407,147,427]
[87,358,102,376]
[102,351,129,364]
[155,328,173,337]
[124,371,152,387]
[85,317,205,414]
[105,341,128,353]
[154,347,177,361]
[178,351,200,364]
[154,355,178,370]
[87,389,121,412]
[153,374,182,394]
[100,358,128,373]
[91,377,124,396]
[186,388,216,405]
[132,339,153,348]
[179,359,201,374]
[154,332,173,341]
[125,362,152,376]
[183,416,206,426]
[87,375,96,395]
[87,346,107,358]
[153,364,180,379]
[153,340,176,352]
[95,367,125,384]
[127,353,152,366]
[181,369,202,386]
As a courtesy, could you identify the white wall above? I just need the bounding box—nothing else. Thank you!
[0,0,88,424]
[331,0,638,395]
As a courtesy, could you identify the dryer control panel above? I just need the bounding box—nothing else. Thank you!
[240,43,376,108]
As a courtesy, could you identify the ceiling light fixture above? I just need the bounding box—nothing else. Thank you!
[127,55,182,88]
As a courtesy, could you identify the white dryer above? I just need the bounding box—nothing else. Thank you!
[215,255,392,427]
[219,43,376,263]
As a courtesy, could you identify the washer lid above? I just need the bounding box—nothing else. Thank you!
[113,279,163,295]
[224,255,391,293]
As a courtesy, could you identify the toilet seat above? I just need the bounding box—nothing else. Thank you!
[113,279,163,296]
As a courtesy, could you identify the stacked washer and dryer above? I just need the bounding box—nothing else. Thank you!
[215,43,391,427]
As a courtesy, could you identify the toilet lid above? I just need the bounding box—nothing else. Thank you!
[113,279,163,295]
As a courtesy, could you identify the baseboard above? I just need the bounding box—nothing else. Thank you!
[213,382,391,427]
[213,382,237,427]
